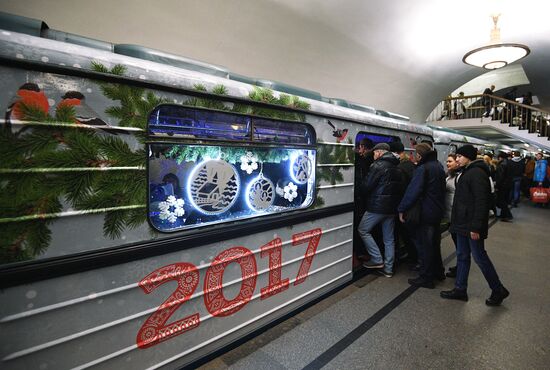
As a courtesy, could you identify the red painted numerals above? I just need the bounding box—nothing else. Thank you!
[136,227,323,348]
[292,228,322,285]
[136,263,200,349]
[260,238,289,300]
[204,246,257,317]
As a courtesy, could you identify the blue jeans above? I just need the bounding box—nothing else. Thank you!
[510,177,522,205]
[455,234,503,291]
[358,212,395,272]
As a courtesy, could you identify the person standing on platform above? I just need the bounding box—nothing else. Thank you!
[495,152,514,221]
[441,145,509,306]
[354,138,375,261]
[444,153,461,278]
[509,151,525,207]
[533,152,549,188]
[389,141,416,263]
[398,143,446,288]
[358,143,403,278]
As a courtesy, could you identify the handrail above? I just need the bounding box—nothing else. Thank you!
[427,93,550,142]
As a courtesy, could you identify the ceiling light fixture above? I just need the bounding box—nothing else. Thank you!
[463,14,530,70]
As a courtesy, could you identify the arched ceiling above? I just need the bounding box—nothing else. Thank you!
[2,0,550,122]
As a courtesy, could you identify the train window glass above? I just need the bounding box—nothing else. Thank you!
[253,119,313,145]
[449,144,458,153]
[148,144,316,232]
[356,132,400,146]
[149,105,251,140]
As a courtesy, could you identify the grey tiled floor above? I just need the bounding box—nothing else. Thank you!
[200,202,550,370]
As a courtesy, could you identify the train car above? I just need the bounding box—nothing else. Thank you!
[0,14,438,370]
[430,125,500,163]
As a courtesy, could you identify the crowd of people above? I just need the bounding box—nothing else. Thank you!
[354,140,549,306]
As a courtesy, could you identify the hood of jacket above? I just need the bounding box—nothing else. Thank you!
[465,159,490,176]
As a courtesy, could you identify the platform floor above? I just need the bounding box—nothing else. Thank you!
[199,201,550,370]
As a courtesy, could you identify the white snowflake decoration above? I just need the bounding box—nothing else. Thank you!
[283,182,298,202]
[240,152,259,174]
[158,195,185,223]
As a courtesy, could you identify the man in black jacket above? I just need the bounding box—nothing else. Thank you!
[441,145,509,306]
[358,143,403,277]
[495,152,514,221]
[398,143,446,288]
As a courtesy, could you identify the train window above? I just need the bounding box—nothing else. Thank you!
[356,132,400,146]
[147,106,316,232]
[253,119,314,145]
[149,105,251,140]
[449,144,458,153]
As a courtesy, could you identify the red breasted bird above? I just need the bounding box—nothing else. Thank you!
[4,83,50,132]
[58,91,123,135]
[327,120,348,142]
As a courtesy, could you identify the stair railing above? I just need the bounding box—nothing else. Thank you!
[428,94,550,141]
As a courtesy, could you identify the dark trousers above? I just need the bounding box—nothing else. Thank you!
[455,234,503,291]
[497,188,513,218]
[415,223,444,280]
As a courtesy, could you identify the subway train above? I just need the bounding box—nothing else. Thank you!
[0,13,504,370]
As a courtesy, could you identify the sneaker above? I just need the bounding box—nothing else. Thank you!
[363,261,384,269]
[377,269,393,278]
[408,277,435,289]
[486,286,510,306]
[440,288,468,301]
[500,218,513,223]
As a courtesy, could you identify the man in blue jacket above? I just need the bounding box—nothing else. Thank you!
[440,145,509,306]
[358,143,403,277]
[398,143,446,288]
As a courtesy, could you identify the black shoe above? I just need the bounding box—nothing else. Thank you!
[408,277,435,289]
[500,218,513,223]
[486,286,510,306]
[446,266,457,278]
[440,288,468,301]
[363,261,384,269]
[377,269,393,278]
[435,274,446,282]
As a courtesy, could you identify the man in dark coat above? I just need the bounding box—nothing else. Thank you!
[482,84,495,117]
[389,141,416,262]
[398,143,446,288]
[358,143,403,277]
[354,138,375,260]
[495,152,513,221]
[441,145,509,306]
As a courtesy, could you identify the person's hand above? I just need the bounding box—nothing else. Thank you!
[399,212,405,223]
[470,231,480,240]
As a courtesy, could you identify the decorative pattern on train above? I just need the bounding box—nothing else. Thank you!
[0,62,316,264]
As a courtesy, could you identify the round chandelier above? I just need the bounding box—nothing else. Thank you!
[463,15,530,70]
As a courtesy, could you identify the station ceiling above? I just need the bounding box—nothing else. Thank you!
[2,0,550,125]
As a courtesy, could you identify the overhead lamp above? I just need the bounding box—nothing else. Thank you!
[463,14,530,70]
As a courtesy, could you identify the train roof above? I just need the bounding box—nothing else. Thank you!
[0,12,433,137]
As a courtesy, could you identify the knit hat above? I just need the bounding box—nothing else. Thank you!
[389,141,405,153]
[456,144,478,161]
[372,142,390,151]
[415,143,432,157]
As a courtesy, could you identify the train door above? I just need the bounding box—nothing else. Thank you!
[352,132,400,275]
